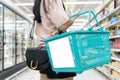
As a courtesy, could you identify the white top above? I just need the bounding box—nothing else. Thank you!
[35,0,69,46]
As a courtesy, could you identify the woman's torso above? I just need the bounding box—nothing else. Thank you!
[35,0,69,46]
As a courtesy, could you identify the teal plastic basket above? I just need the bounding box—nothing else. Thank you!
[44,10,111,74]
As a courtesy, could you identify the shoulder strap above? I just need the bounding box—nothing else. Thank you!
[30,20,35,40]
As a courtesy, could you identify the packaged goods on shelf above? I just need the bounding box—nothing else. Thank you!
[115,0,118,8]
[110,61,120,69]
[110,41,114,48]
[98,10,105,20]
[111,52,120,58]
[117,24,120,27]
[95,0,111,14]
[117,39,120,49]
[114,38,120,49]
[111,52,116,56]
[110,38,120,49]
[110,16,118,23]
[109,28,116,36]
[116,25,120,35]
[114,39,118,48]
[112,70,120,80]
[101,18,111,27]
[102,66,112,74]
[104,6,110,16]
[116,13,120,20]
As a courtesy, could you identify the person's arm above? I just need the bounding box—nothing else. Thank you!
[47,0,80,32]
[58,8,81,32]
[58,16,78,32]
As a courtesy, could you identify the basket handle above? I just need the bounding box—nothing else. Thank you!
[69,10,103,31]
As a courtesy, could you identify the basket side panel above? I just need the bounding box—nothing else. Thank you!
[76,33,111,70]
[47,36,75,68]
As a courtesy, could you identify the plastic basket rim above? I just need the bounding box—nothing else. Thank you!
[44,30,109,42]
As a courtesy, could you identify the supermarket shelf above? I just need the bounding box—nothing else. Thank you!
[83,0,114,28]
[105,20,120,29]
[105,64,120,73]
[110,35,120,39]
[95,0,114,15]
[92,5,120,27]
[111,56,120,62]
[111,49,120,52]
[82,1,120,80]
[96,67,115,80]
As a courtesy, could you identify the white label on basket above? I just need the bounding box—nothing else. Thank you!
[48,37,75,68]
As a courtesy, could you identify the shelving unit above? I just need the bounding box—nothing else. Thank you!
[110,35,120,39]
[84,0,120,80]
[111,57,120,62]
[83,0,114,29]
[111,48,120,52]
[105,64,120,73]
[96,67,115,80]
[105,20,120,29]
[92,5,120,27]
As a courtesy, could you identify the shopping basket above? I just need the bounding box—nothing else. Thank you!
[44,10,111,74]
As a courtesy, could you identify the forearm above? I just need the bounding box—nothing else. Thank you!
[58,16,78,32]
[58,19,73,32]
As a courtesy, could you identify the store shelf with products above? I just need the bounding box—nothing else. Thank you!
[111,56,120,62]
[110,39,120,50]
[84,0,120,80]
[105,64,120,72]
[96,67,116,80]
[110,35,120,39]
[85,0,120,30]
[83,0,114,29]
[104,19,120,29]
[104,60,120,80]
[92,5,120,27]
[95,0,114,15]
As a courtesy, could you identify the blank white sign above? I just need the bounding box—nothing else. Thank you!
[48,37,75,68]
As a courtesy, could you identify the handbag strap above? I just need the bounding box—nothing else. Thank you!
[30,20,35,40]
